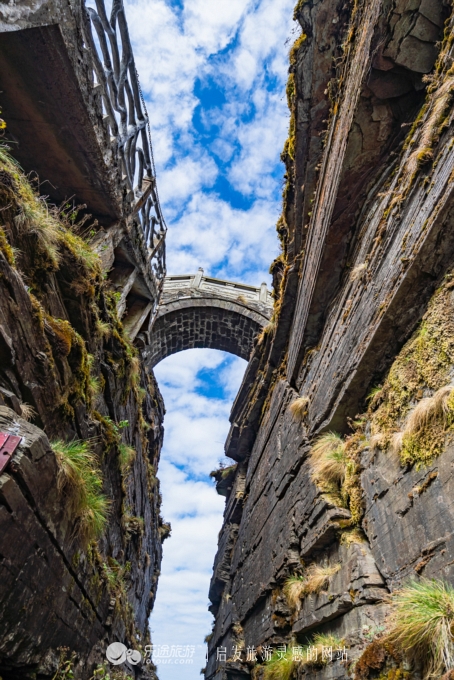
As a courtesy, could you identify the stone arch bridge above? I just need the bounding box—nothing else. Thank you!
[142,268,273,368]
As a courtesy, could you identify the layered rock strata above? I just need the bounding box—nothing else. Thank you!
[207,0,454,677]
[0,152,166,679]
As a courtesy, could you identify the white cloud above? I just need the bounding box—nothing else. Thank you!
[121,0,295,676]
[222,354,248,400]
[125,0,292,285]
[150,351,246,680]
[158,462,221,518]
[164,193,279,283]
[154,350,244,476]
[159,155,218,209]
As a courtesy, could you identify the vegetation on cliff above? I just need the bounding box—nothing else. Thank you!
[303,430,364,525]
[0,141,165,675]
[283,562,341,611]
[388,578,454,678]
[289,395,309,422]
[261,633,346,680]
[355,578,454,680]
[367,273,454,468]
[52,439,109,540]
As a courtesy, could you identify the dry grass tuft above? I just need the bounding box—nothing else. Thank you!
[404,386,452,437]
[387,578,454,678]
[390,431,404,455]
[309,432,346,486]
[369,433,383,450]
[20,402,37,422]
[289,396,309,422]
[283,563,341,610]
[389,386,454,464]
[257,319,276,345]
[303,563,341,595]
[283,575,306,611]
[232,622,244,638]
[405,76,454,179]
[13,198,61,268]
[350,263,367,281]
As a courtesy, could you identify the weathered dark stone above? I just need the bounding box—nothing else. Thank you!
[206,3,454,680]
[367,70,414,99]
[0,159,165,679]
[395,35,439,72]
[362,445,454,586]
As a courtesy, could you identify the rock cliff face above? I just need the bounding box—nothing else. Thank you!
[0,150,166,679]
[207,0,454,678]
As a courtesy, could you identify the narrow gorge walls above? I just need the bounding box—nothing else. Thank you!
[0,149,166,680]
[206,0,454,678]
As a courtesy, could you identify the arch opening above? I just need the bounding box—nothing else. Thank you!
[144,271,273,368]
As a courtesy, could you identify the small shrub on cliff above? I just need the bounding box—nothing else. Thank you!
[91,664,133,680]
[52,439,109,540]
[102,558,131,602]
[263,634,346,680]
[387,578,454,678]
[118,443,136,472]
[158,521,171,541]
[210,463,237,480]
[52,646,77,679]
[263,645,295,680]
[95,317,112,339]
[309,432,347,486]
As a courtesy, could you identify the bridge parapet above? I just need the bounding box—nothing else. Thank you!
[162,268,273,315]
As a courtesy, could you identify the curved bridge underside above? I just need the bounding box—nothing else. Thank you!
[144,269,273,368]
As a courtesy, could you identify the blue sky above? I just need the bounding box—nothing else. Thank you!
[123,1,296,677]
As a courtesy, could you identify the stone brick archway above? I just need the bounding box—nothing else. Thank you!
[142,269,273,368]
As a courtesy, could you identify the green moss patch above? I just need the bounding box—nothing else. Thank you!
[368,275,454,467]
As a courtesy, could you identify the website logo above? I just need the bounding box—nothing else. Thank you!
[106,642,141,666]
